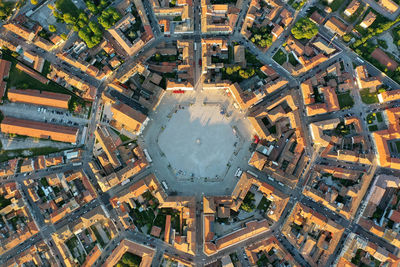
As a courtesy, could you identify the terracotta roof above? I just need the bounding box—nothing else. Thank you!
[16,63,48,84]
[8,89,71,109]
[310,11,325,24]
[378,0,399,13]
[344,0,360,16]
[360,11,376,28]
[150,226,161,237]
[378,89,400,103]
[248,151,267,170]
[371,48,399,71]
[1,116,79,143]
[324,17,348,36]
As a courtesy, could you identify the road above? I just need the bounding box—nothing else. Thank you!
[1,0,400,266]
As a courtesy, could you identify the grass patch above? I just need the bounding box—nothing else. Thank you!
[337,91,354,109]
[325,0,346,11]
[367,112,376,124]
[376,112,383,122]
[55,0,79,16]
[42,60,51,76]
[65,235,79,253]
[90,225,105,247]
[292,0,307,10]
[0,195,11,209]
[117,252,142,266]
[395,141,400,152]
[368,125,378,132]
[110,128,131,142]
[241,191,255,212]
[288,53,298,66]
[360,88,379,104]
[2,50,80,97]
[273,49,286,65]
[257,196,272,213]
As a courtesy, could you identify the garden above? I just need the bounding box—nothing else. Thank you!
[240,191,256,213]
[248,25,273,49]
[116,252,142,267]
[367,112,385,132]
[337,91,354,109]
[273,49,287,65]
[359,88,379,104]
[221,49,265,83]
[51,0,122,48]
[257,196,272,213]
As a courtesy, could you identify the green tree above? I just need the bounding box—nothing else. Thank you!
[31,0,38,5]
[48,24,57,32]
[78,22,102,48]
[63,13,76,24]
[88,21,102,35]
[343,34,351,42]
[98,7,121,29]
[291,18,318,40]
[85,0,98,14]
[53,10,63,20]
[78,12,88,23]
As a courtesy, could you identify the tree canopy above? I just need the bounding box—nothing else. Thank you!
[48,24,57,32]
[250,34,273,48]
[78,21,102,48]
[98,7,121,29]
[116,252,141,267]
[0,1,13,20]
[85,0,108,15]
[291,18,318,40]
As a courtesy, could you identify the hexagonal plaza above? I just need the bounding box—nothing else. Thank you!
[158,103,237,179]
[141,91,254,196]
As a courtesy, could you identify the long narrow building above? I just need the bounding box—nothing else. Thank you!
[1,117,79,143]
[8,89,71,109]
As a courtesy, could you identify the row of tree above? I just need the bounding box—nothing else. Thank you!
[352,15,400,48]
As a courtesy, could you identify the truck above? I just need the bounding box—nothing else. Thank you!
[143,149,152,163]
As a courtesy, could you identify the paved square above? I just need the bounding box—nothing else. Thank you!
[158,104,238,179]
